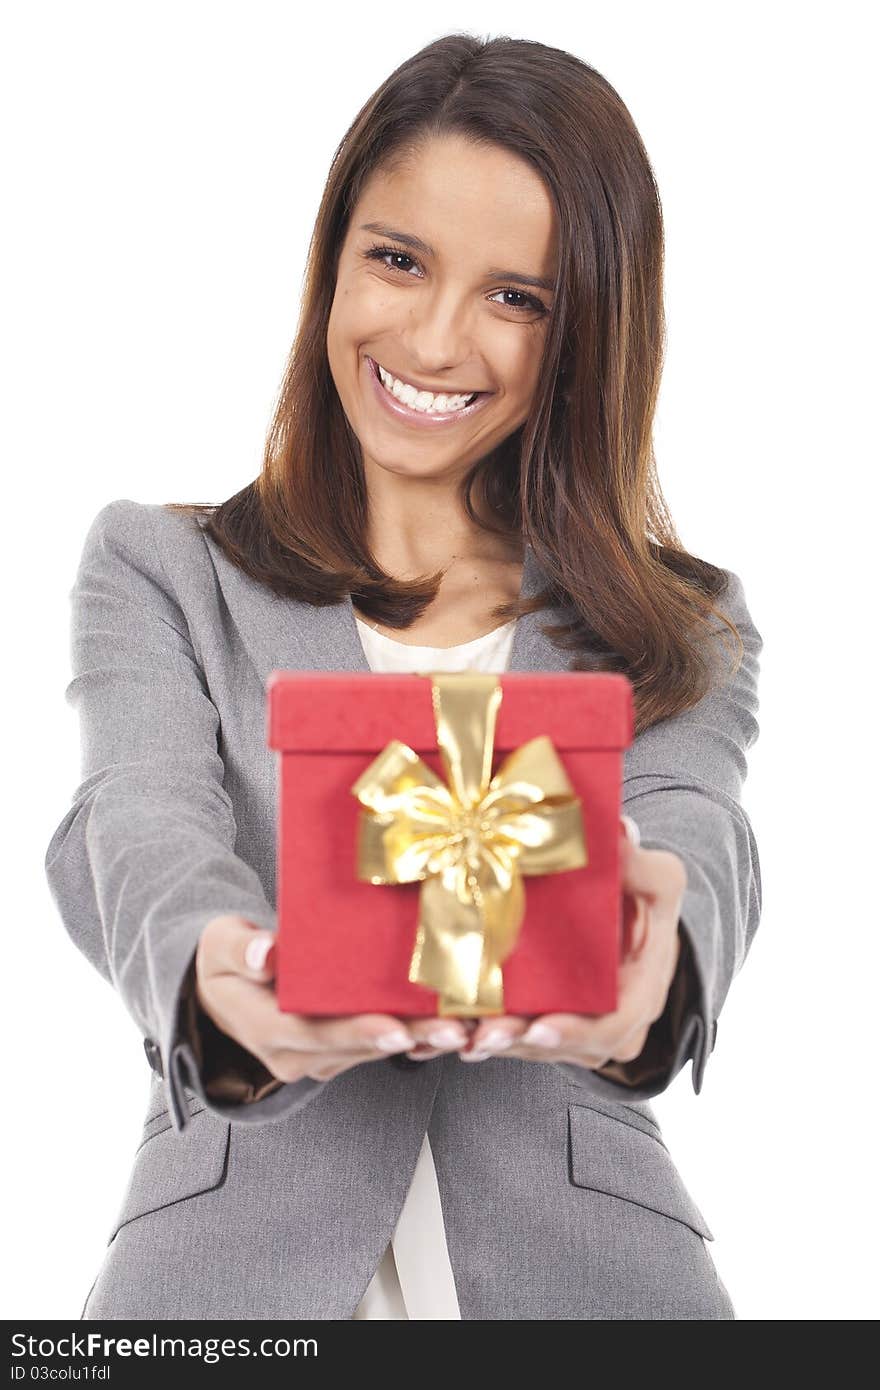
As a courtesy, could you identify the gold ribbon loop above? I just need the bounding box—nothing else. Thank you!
[351,672,588,1015]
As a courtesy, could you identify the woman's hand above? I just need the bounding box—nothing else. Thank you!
[194,914,476,1082]
[455,816,687,1068]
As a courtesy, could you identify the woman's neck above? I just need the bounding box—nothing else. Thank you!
[353,544,524,648]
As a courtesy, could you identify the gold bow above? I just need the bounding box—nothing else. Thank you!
[350,672,588,1015]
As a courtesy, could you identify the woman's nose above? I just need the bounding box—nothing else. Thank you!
[399,292,475,372]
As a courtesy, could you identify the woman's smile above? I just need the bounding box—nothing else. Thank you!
[362,352,494,429]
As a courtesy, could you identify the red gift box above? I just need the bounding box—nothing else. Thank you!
[267,671,634,1018]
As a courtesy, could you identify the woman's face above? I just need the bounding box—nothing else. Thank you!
[326,133,559,488]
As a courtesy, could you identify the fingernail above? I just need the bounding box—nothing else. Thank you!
[481,1029,514,1050]
[426,1026,465,1048]
[620,814,641,847]
[459,1049,491,1062]
[244,935,273,971]
[522,1022,561,1047]
[376,1031,414,1052]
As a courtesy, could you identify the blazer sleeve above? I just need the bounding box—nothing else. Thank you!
[554,567,763,1103]
[43,499,328,1134]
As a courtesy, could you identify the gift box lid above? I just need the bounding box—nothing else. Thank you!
[267,671,633,753]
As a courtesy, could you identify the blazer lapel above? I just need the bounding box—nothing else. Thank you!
[507,544,571,673]
[203,532,569,684]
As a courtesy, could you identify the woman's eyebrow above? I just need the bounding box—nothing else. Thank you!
[358,221,557,292]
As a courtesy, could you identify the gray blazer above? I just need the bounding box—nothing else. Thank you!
[45,498,762,1320]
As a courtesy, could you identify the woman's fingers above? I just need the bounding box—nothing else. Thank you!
[203,977,420,1080]
[194,914,425,1081]
[460,1016,530,1058]
[264,1000,418,1056]
[196,913,277,983]
[195,916,484,1078]
[406,1016,474,1052]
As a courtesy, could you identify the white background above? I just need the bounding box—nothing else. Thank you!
[3,0,877,1321]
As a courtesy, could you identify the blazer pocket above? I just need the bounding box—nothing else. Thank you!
[106,1104,231,1245]
[568,1102,714,1241]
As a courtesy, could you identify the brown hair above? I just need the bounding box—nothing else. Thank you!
[167,32,744,736]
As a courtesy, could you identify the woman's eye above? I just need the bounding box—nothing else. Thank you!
[364,246,420,275]
[488,288,545,314]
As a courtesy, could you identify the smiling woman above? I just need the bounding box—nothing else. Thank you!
[47,30,761,1323]
[326,134,557,474]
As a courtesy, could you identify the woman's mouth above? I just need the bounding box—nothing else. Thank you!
[363,354,492,428]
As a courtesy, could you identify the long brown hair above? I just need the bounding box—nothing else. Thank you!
[168,32,744,736]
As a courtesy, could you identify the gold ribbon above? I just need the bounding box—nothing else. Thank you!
[350,672,588,1015]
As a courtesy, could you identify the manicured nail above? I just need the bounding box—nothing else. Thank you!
[522,1022,561,1047]
[426,1026,466,1048]
[244,935,273,971]
[376,1031,414,1052]
[480,1029,514,1051]
[621,814,641,847]
[459,1049,491,1062]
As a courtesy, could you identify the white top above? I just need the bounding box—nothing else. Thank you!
[352,613,517,1320]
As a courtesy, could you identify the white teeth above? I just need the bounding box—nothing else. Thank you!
[376,361,476,414]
